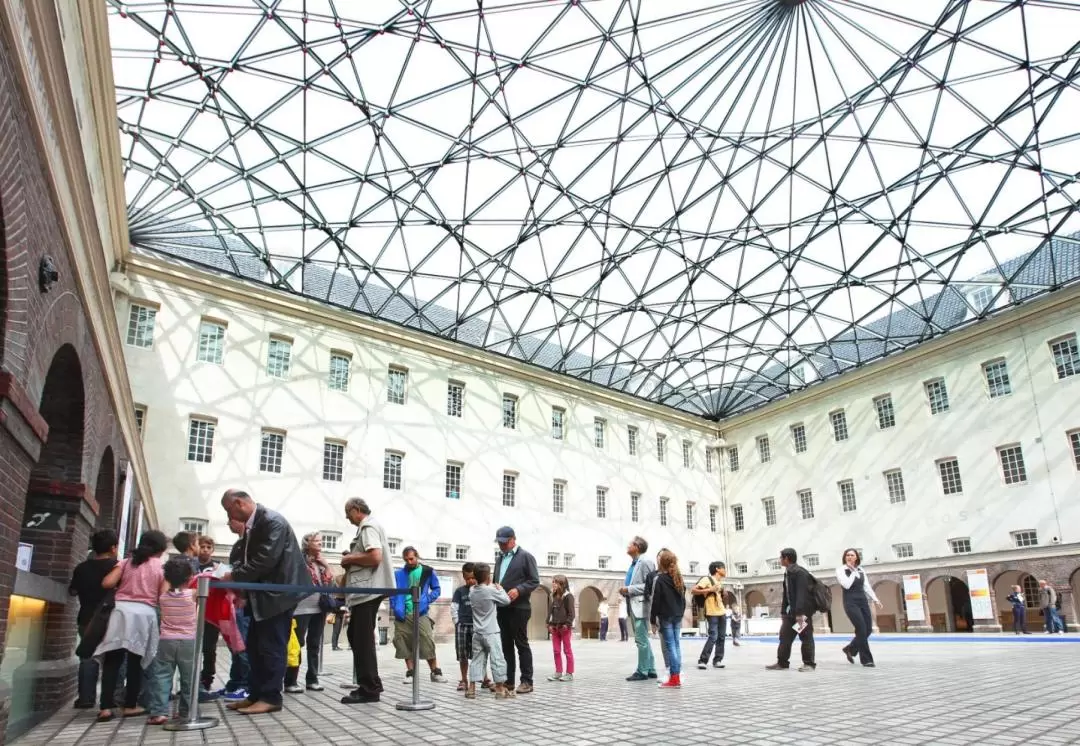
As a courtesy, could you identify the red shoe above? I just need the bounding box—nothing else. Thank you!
[658,674,681,688]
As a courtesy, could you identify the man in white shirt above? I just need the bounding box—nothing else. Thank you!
[599,601,610,641]
[617,598,628,641]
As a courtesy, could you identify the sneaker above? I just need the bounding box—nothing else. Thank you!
[430,669,446,683]
[306,683,324,692]
[547,674,564,682]
[626,672,648,681]
[765,663,789,670]
[647,672,658,679]
[712,661,725,669]
[197,689,220,703]
[223,689,249,701]
[516,682,534,694]
[284,684,304,694]
[798,664,816,672]
[697,662,707,670]
[404,670,414,684]
[561,673,573,682]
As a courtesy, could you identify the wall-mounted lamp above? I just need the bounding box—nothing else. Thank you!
[39,255,59,292]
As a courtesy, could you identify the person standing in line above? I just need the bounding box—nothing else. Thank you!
[172,531,201,574]
[650,550,686,689]
[221,518,252,702]
[617,598,628,641]
[836,549,882,668]
[69,529,119,709]
[619,536,657,681]
[220,489,310,716]
[1038,580,1063,634]
[466,563,513,699]
[391,547,447,684]
[493,526,540,694]
[195,536,222,701]
[1006,585,1030,635]
[284,532,334,694]
[766,547,816,672]
[598,599,610,641]
[692,561,728,671]
[146,558,198,725]
[547,575,575,681]
[340,497,395,705]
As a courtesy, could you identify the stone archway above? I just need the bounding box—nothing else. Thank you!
[745,590,767,617]
[577,586,603,639]
[1070,568,1080,630]
[926,576,973,632]
[30,344,85,484]
[93,447,116,531]
[529,586,551,640]
[872,581,903,632]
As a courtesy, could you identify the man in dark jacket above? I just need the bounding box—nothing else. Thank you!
[220,489,310,714]
[767,547,816,671]
[492,526,540,693]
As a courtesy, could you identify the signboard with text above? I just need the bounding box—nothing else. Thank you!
[903,574,925,621]
[966,568,993,619]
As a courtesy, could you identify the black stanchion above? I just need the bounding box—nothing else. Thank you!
[395,585,435,712]
[164,576,219,731]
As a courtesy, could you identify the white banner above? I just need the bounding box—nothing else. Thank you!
[437,575,454,599]
[116,461,134,557]
[966,568,994,619]
[903,574,925,622]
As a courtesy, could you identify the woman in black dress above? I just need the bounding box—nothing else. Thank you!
[836,548,883,667]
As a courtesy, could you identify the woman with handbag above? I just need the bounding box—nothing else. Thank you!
[94,530,168,722]
[284,532,336,693]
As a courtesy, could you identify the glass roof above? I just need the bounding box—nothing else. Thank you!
[109,0,1080,419]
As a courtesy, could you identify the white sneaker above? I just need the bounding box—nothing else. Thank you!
[547,674,563,682]
[561,674,573,682]
[697,663,707,670]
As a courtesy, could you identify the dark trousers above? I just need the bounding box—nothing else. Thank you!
[285,612,326,686]
[247,611,292,706]
[698,614,728,664]
[200,622,220,690]
[76,651,99,706]
[100,649,143,710]
[348,601,383,697]
[618,618,628,641]
[225,612,251,692]
[1012,607,1027,633]
[776,614,815,667]
[496,605,533,687]
[843,601,874,664]
[332,612,346,649]
[599,617,608,641]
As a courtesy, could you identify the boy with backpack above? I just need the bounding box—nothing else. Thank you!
[691,561,728,670]
[767,548,829,672]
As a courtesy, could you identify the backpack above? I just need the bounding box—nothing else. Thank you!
[642,569,658,606]
[808,572,831,614]
[691,576,718,611]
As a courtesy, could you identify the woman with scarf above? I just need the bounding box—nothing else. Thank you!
[284,532,335,693]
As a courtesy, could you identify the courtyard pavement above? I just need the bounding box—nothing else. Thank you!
[15,635,1080,746]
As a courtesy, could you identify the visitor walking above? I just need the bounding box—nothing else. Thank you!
[767,547,816,672]
[836,549,882,667]
[692,561,727,670]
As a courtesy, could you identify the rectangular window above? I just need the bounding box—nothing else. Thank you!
[266,336,292,379]
[728,446,739,472]
[133,405,147,439]
[682,440,692,468]
[598,556,610,570]
[791,423,807,454]
[688,562,699,575]
[322,440,345,482]
[563,554,575,569]
[804,554,820,568]
[387,367,408,404]
[552,407,564,440]
[447,381,464,417]
[731,504,744,532]
[445,462,463,500]
[838,480,857,512]
[546,553,559,566]
[830,410,849,442]
[925,378,950,415]
[949,537,972,555]
[709,505,719,533]
[436,544,450,560]
[656,434,666,462]
[596,487,608,518]
[1070,430,1080,471]
[196,319,226,364]
[627,426,638,455]
[180,518,208,535]
[734,562,749,575]
[762,497,777,527]
[593,418,606,448]
[659,497,669,527]
[328,352,351,392]
[187,418,215,463]
[455,545,470,561]
[997,444,1028,485]
[798,489,815,520]
[982,358,1012,398]
[756,435,771,463]
[766,558,782,572]
[686,502,695,530]
[502,394,518,429]
[937,458,963,495]
[1011,530,1038,548]
[552,481,565,513]
[1050,334,1080,379]
[502,473,516,507]
[892,543,914,559]
[885,469,906,504]
[383,451,403,490]
[630,492,640,523]
[125,303,157,348]
[319,532,340,552]
[388,538,401,556]
[705,448,713,473]
[874,395,896,429]
[259,430,285,473]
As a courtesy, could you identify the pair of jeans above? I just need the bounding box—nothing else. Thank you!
[698,615,727,664]
[550,626,574,674]
[247,611,292,706]
[1012,607,1026,633]
[200,622,219,690]
[225,612,251,692]
[629,611,656,675]
[332,612,346,649]
[497,606,533,687]
[776,613,815,667]
[470,632,506,683]
[1044,607,1059,633]
[618,618,628,641]
[843,600,874,664]
[99,649,143,710]
[76,655,99,706]
[599,617,608,640]
[347,601,383,698]
[658,618,682,675]
[148,639,196,717]
[285,612,325,686]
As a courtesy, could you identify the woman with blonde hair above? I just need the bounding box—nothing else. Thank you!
[285,532,335,693]
[650,550,687,689]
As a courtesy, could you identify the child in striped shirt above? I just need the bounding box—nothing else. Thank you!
[147,558,197,725]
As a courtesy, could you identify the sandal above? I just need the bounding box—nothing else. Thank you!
[96,711,114,723]
[456,681,466,691]
[146,716,169,726]
[121,707,147,718]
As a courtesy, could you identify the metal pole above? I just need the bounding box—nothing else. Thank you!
[395,587,434,711]
[165,576,219,731]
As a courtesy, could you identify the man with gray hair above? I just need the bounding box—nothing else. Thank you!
[619,536,658,681]
[340,497,395,704]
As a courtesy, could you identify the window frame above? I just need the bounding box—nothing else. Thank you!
[659,497,669,527]
[798,489,815,520]
[186,416,216,463]
[731,504,744,532]
[125,302,159,349]
[627,425,638,455]
[656,433,666,462]
[552,407,565,440]
[383,450,404,491]
[445,461,463,500]
[502,393,518,430]
[446,380,465,417]
[682,439,692,468]
[1049,334,1080,380]
[179,517,208,535]
[838,479,857,513]
[997,443,1028,485]
[981,357,1012,399]
[924,377,951,415]
[595,486,608,519]
[552,480,566,514]
[948,537,972,555]
[630,492,640,523]
[829,410,849,442]
[328,350,352,392]
[502,472,517,507]
[892,542,914,559]
[387,366,409,405]
[762,496,777,527]
[873,394,896,429]
[319,531,341,553]
[266,335,293,379]
[196,317,227,365]
[728,446,739,472]
[937,457,964,495]
[1011,529,1038,548]
[756,435,771,463]
[594,417,606,448]
[790,423,807,454]
[884,469,906,504]
[322,439,346,482]
[685,501,696,530]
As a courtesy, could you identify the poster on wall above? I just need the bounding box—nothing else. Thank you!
[438,575,454,599]
[903,574,925,621]
[116,461,134,557]
[966,568,994,619]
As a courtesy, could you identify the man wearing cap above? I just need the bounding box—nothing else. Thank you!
[493,526,540,694]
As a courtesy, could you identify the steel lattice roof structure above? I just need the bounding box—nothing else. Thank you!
[108,0,1080,420]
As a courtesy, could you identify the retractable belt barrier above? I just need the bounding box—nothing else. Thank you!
[164,577,434,733]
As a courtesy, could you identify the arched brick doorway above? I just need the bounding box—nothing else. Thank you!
[528,586,551,640]
[31,344,85,483]
[577,586,603,639]
[926,576,973,632]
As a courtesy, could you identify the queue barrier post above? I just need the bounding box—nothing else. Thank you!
[164,575,219,731]
[395,584,435,712]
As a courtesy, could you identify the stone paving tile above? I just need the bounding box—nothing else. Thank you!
[13,637,1080,746]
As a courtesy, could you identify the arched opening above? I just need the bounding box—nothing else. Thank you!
[926,576,973,632]
[1070,568,1080,629]
[30,344,85,483]
[577,587,603,639]
[991,570,1040,631]
[0,192,7,352]
[745,590,768,617]
[93,447,116,531]
[872,581,903,632]
[829,584,851,634]
[528,586,551,640]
